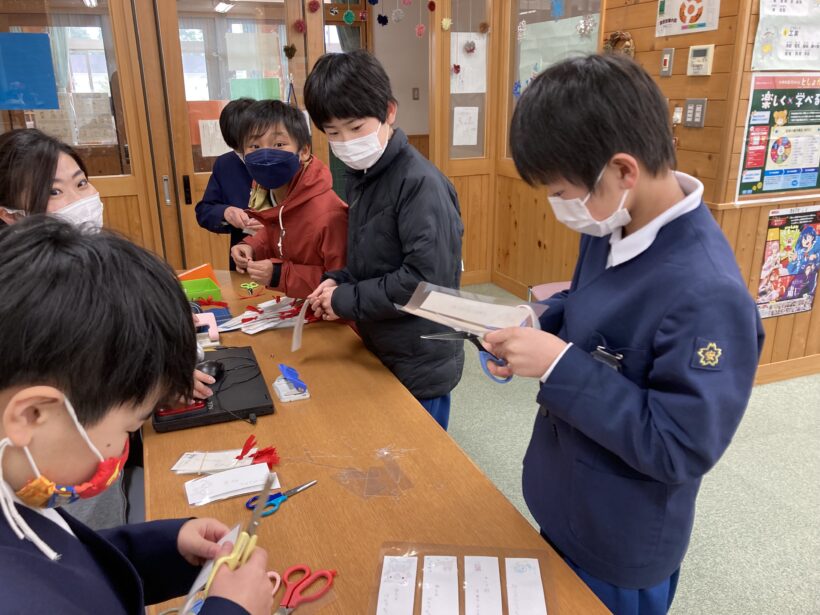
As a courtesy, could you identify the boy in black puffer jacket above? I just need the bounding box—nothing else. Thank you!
[305,50,464,430]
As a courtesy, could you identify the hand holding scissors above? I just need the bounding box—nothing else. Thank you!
[204,473,276,595]
[422,332,512,383]
[276,564,337,614]
[246,480,317,517]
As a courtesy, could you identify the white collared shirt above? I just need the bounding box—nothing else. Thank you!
[540,172,704,383]
[607,172,704,269]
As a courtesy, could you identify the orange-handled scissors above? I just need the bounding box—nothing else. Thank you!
[275,564,337,614]
[203,472,276,595]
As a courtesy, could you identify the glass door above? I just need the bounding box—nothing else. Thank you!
[0,0,164,254]
[152,0,310,269]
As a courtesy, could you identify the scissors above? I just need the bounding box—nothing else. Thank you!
[240,281,260,296]
[421,332,512,384]
[204,472,276,595]
[276,564,337,614]
[246,480,317,517]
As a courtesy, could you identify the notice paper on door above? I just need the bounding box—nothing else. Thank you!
[421,556,459,615]
[376,556,418,615]
[464,556,503,615]
[505,558,548,615]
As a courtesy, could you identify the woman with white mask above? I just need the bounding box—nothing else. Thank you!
[0,129,103,230]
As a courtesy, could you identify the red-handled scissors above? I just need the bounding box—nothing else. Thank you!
[275,564,337,614]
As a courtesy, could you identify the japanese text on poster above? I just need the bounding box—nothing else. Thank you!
[756,205,819,318]
[738,73,820,199]
[752,0,820,71]
[655,0,721,37]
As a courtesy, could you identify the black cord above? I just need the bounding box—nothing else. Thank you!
[209,355,263,425]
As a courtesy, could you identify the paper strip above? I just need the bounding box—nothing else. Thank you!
[464,556,502,615]
[291,299,310,351]
[376,556,418,615]
[421,555,459,615]
[184,465,278,506]
[505,558,548,615]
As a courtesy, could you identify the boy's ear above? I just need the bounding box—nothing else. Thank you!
[608,153,640,190]
[386,100,398,126]
[2,386,66,447]
[299,145,311,163]
[0,209,19,226]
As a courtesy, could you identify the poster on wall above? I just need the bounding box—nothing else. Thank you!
[655,0,721,37]
[755,204,820,318]
[737,73,820,199]
[752,0,820,71]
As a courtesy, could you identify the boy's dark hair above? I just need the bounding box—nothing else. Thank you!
[0,129,89,215]
[0,217,196,426]
[304,50,397,131]
[219,98,255,150]
[239,100,312,152]
[510,54,676,190]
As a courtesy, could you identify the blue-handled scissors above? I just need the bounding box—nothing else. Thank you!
[421,332,512,383]
[246,480,317,517]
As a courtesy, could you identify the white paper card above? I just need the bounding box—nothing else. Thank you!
[453,106,479,146]
[184,465,278,506]
[376,556,418,615]
[421,556,459,615]
[171,448,255,475]
[199,119,232,158]
[505,558,548,615]
[421,291,534,330]
[464,556,503,615]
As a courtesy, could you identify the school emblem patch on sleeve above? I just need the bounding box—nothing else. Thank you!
[692,338,723,370]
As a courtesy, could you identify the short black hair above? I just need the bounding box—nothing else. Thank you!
[0,217,196,427]
[219,98,255,150]
[304,50,396,132]
[0,129,89,214]
[239,100,311,151]
[510,54,676,189]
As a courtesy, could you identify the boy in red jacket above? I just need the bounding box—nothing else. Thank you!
[230,100,348,299]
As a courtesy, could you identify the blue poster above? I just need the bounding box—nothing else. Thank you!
[0,33,59,110]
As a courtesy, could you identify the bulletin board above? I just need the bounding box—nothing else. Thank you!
[736,72,820,200]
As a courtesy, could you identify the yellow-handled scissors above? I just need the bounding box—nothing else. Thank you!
[240,281,259,296]
[204,472,276,595]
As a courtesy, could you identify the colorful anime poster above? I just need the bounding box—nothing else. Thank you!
[756,204,820,318]
[752,0,820,71]
[737,73,820,199]
[655,0,721,37]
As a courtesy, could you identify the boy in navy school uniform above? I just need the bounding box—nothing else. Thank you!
[0,217,273,614]
[483,54,765,615]
[195,98,259,270]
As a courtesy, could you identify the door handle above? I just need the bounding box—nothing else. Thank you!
[162,175,171,205]
[182,175,192,205]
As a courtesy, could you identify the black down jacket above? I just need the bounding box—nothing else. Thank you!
[327,128,465,399]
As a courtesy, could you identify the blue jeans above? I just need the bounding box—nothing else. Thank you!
[417,394,451,430]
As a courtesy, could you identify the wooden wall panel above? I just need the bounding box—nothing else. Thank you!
[712,198,820,369]
[408,134,430,159]
[492,174,579,297]
[452,174,493,284]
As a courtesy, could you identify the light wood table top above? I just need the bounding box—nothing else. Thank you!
[145,272,606,614]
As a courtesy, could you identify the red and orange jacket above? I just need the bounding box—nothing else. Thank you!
[243,156,348,299]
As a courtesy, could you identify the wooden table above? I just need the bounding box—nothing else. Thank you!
[145,272,607,614]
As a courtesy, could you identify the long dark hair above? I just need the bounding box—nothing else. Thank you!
[0,129,89,214]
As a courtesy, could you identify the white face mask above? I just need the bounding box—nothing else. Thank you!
[329,122,387,171]
[548,170,631,237]
[52,193,104,231]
